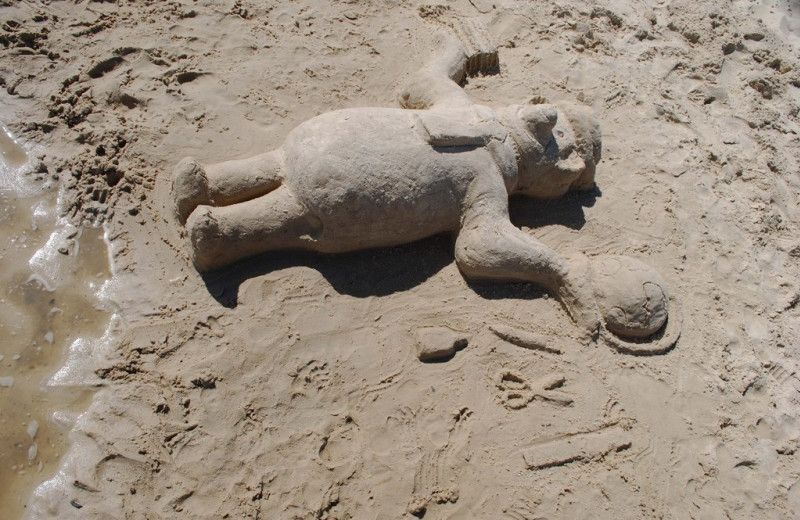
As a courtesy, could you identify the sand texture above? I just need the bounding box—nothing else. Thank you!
[2,0,800,518]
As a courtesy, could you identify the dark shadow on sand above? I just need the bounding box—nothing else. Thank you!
[201,187,600,308]
[202,234,456,308]
[464,278,549,302]
[509,185,601,230]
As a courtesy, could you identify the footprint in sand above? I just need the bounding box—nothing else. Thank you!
[408,407,472,517]
[318,416,360,470]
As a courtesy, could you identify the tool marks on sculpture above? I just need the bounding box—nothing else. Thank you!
[451,18,499,75]
[416,9,499,75]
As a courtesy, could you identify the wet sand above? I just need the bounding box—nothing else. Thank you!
[0,128,111,519]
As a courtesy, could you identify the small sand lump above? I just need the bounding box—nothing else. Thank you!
[415,326,469,361]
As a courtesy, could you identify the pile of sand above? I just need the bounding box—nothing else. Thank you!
[1,0,799,518]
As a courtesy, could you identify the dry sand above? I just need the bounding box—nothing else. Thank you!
[1,0,800,518]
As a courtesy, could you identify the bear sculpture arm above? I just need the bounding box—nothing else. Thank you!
[454,176,601,335]
[397,30,474,111]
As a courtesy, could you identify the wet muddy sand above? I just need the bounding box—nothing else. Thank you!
[0,127,111,519]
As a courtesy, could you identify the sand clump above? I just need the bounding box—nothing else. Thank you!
[1,0,800,518]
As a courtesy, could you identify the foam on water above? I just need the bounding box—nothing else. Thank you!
[0,121,47,198]
[0,122,116,519]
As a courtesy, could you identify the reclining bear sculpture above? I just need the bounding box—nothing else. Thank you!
[171,29,680,354]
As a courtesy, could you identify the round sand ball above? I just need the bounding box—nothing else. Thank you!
[590,255,669,339]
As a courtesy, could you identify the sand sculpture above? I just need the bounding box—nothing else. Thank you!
[171,28,680,354]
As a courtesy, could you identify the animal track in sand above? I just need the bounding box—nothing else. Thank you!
[289,359,332,397]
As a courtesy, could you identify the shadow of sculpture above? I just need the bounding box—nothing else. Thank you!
[202,189,598,309]
[202,234,455,308]
[509,185,601,231]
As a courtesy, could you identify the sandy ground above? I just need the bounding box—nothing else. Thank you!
[2,0,800,518]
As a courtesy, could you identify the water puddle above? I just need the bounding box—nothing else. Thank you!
[0,122,27,169]
[0,122,113,519]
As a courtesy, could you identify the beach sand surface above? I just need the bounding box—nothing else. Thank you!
[1,0,799,518]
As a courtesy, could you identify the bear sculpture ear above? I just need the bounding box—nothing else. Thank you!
[558,101,602,164]
[518,104,558,142]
